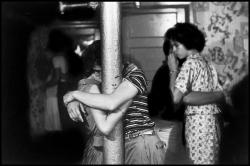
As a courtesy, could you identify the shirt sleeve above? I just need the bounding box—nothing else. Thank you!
[123,64,148,95]
[175,60,195,94]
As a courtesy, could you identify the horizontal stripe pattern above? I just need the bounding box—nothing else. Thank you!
[122,63,155,135]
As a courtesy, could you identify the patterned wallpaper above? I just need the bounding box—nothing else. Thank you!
[191,2,248,88]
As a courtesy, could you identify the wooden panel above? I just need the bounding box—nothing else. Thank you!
[128,13,177,38]
[127,38,164,47]
[130,47,165,90]
[130,47,165,70]
[122,7,186,91]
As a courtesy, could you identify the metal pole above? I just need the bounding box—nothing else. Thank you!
[59,1,98,14]
[100,2,123,164]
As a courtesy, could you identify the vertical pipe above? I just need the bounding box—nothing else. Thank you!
[100,2,123,164]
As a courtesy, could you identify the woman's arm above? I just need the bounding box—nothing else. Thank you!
[168,54,184,104]
[65,84,132,135]
[183,91,224,106]
[87,84,132,136]
[64,79,138,112]
[169,68,226,106]
[168,55,227,106]
[167,54,225,106]
[169,71,184,104]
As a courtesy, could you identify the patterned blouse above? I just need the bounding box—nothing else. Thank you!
[175,54,223,115]
[122,62,155,135]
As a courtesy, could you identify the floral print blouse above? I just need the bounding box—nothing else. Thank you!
[175,54,223,115]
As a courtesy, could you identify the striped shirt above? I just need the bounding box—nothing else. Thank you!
[122,62,155,135]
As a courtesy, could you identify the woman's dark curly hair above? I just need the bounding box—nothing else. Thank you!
[165,23,206,52]
[82,40,102,78]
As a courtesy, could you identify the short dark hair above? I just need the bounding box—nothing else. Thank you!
[165,23,206,52]
[162,38,172,57]
[47,29,73,53]
[82,40,101,77]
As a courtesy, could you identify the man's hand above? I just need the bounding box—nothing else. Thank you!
[66,101,86,122]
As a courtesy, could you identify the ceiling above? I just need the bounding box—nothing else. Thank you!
[2,2,192,26]
[2,2,97,25]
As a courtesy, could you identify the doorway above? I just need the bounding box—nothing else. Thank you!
[122,5,189,91]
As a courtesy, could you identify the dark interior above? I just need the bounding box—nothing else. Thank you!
[2,2,248,164]
[2,2,96,164]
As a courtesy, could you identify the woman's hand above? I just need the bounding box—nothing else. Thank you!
[167,53,179,72]
[63,91,75,105]
[66,101,86,122]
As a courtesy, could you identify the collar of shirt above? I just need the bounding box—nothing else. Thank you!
[187,53,205,62]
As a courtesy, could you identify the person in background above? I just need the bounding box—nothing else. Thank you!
[220,74,248,164]
[148,39,187,164]
[63,40,166,164]
[26,27,86,164]
[43,48,62,132]
[148,39,185,121]
[27,27,51,139]
[166,22,229,164]
[45,29,83,131]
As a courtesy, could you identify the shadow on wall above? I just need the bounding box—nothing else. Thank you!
[2,8,34,164]
[220,75,248,164]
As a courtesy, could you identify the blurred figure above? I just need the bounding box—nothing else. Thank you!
[27,27,51,140]
[43,50,61,132]
[166,23,225,164]
[46,29,82,131]
[220,75,248,164]
[148,39,185,121]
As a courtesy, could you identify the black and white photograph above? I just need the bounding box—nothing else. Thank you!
[2,1,248,165]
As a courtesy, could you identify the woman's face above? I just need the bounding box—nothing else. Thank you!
[92,65,102,82]
[171,40,189,59]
